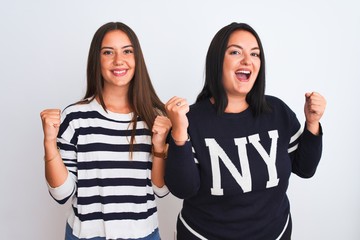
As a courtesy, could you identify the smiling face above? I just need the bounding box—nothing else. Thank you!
[100,30,135,90]
[222,30,261,100]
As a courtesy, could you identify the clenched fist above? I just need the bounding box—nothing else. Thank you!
[40,109,61,142]
[304,92,326,135]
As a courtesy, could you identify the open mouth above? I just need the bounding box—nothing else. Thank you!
[235,70,251,81]
[112,69,127,76]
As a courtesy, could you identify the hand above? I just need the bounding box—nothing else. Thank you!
[304,92,326,135]
[152,116,172,152]
[40,109,61,142]
[165,96,190,143]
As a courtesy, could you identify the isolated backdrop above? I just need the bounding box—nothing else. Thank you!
[1,1,359,239]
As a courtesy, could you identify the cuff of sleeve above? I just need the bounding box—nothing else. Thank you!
[152,184,169,198]
[301,123,323,152]
[47,173,75,201]
[169,134,192,148]
[304,122,323,137]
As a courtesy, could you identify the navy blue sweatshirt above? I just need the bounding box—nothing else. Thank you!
[165,96,322,240]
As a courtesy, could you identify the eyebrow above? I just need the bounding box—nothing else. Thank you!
[100,44,134,50]
[226,44,260,51]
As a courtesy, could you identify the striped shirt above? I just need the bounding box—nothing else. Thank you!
[47,99,168,239]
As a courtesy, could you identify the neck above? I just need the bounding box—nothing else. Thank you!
[100,86,131,113]
[225,100,249,113]
[210,96,249,113]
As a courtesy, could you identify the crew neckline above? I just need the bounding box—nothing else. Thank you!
[89,98,134,121]
[204,98,252,119]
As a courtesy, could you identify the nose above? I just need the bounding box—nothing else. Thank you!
[240,54,251,66]
[113,53,124,66]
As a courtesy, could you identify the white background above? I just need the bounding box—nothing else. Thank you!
[1,1,359,239]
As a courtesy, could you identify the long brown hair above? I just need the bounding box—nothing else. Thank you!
[84,22,165,153]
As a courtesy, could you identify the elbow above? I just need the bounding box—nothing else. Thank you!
[164,176,200,199]
[48,181,76,205]
[296,172,315,179]
[293,167,318,179]
[152,178,166,189]
[152,183,170,198]
[167,187,199,199]
[50,193,72,205]
[292,155,321,179]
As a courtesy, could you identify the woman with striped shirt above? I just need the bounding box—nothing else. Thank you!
[40,22,170,240]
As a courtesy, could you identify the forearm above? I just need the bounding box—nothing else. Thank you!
[292,124,323,178]
[306,121,321,135]
[151,142,169,188]
[165,138,200,199]
[151,157,166,188]
[44,140,68,187]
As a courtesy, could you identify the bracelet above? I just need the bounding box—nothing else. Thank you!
[171,131,190,143]
[152,144,168,159]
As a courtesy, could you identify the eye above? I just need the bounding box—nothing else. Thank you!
[102,50,113,55]
[123,48,134,54]
[229,50,241,55]
[251,52,260,58]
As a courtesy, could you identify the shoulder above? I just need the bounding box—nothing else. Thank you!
[61,98,103,121]
[266,95,293,112]
[188,99,214,118]
[190,99,213,111]
[265,95,297,122]
[266,95,285,106]
[62,100,91,114]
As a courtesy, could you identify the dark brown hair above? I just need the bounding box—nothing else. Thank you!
[197,22,270,116]
[83,22,165,153]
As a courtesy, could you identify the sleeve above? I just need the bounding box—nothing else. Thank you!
[47,110,78,204]
[289,122,323,178]
[164,136,201,199]
[152,184,169,198]
[151,128,170,198]
[47,173,77,204]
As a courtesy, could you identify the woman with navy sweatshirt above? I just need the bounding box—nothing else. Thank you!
[164,22,326,240]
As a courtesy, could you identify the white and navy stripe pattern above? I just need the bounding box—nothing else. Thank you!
[47,99,166,239]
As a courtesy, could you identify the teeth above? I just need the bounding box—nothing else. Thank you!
[114,70,126,74]
[237,70,251,74]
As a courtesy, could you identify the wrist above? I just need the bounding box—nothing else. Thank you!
[152,145,166,154]
[306,121,320,135]
[152,144,168,159]
[171,128,188,142]
[171,130,190,146]
[44,147,60,163]
[44,139,57,149]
